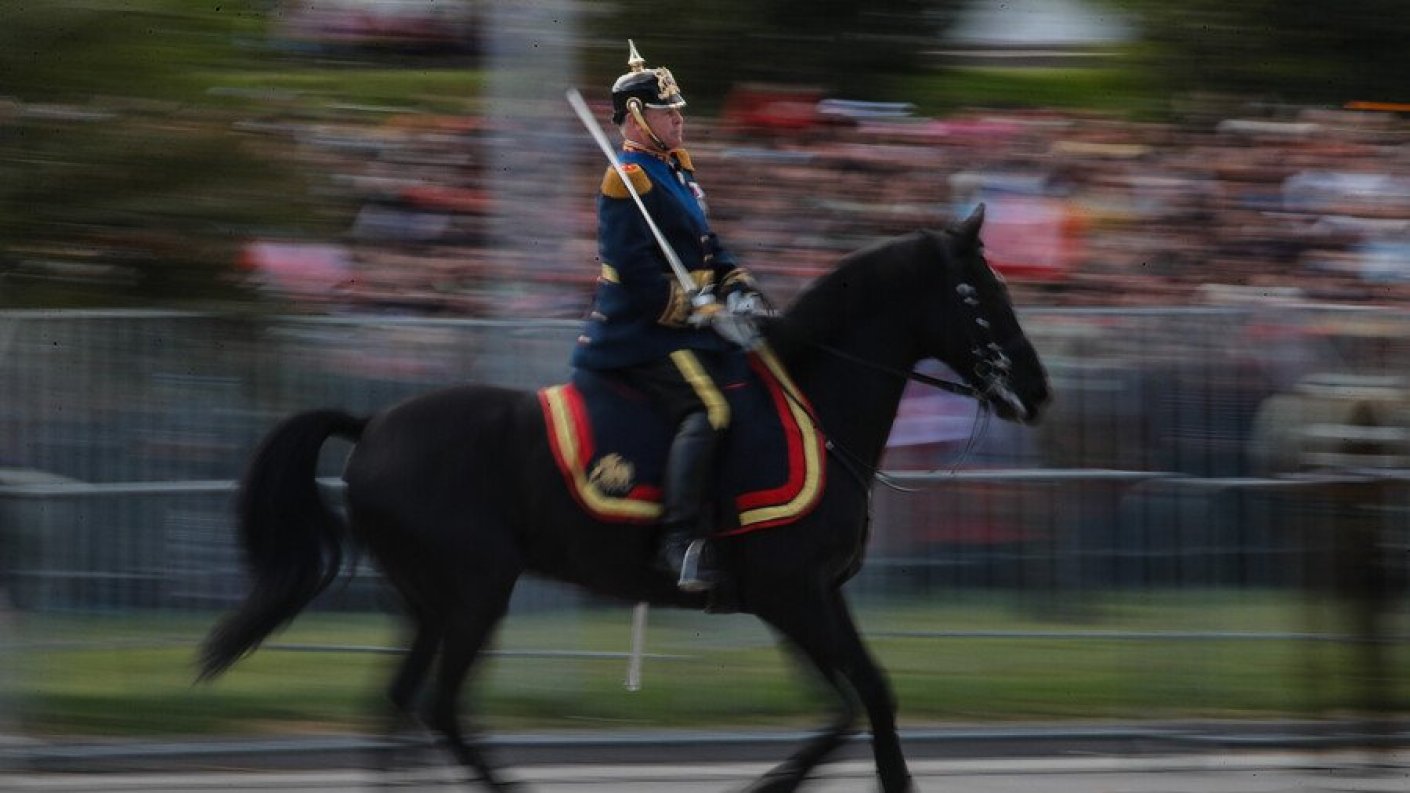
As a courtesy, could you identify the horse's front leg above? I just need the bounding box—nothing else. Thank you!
[828,591,912,792]
[745,583,861,793]
[744,712,857,793]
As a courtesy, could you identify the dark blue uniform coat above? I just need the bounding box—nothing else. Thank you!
[571,148,753,371]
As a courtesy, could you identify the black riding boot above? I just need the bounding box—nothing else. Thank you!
[656,411,720,592]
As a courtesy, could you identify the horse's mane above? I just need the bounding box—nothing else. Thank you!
[768,230,946,358]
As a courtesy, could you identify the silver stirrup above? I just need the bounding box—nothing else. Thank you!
[677,539,711,592]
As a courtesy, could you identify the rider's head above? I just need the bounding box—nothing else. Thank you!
[611,39,686,151]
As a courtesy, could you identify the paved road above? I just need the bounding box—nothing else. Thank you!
[4,752,1408,792]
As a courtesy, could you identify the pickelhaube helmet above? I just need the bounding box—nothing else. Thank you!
[610,39,686,125]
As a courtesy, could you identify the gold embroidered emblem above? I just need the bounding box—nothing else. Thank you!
[588,453,635,495]
[652,67,682,103]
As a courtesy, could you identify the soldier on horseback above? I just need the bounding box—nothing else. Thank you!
[570,41,766,592]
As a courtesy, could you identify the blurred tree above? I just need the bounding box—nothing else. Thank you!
[0,1,333,307]
[1107,0,1410,105]
[0,1,260,103]
[586,0,966,106]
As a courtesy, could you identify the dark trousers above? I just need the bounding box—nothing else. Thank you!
[616,349,738,537]
[615,349,735,432]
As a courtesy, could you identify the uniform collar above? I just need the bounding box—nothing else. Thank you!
[623,141,694,171]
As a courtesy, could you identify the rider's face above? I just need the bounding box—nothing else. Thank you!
[639,106,685,150]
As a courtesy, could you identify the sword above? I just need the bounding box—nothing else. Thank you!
[565,88,702,301]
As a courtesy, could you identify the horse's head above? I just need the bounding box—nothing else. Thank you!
[767,208,1050,425]
[923,204,1050,424]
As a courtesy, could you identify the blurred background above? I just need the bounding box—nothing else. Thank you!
[2,0,1409,755]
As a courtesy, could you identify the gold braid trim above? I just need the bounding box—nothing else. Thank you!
[669,350,731,430]
[658,280,690,326]
[658,268,719,327]
[721,268,757,290]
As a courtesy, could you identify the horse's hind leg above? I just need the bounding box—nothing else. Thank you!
[427,574,521,791]
[389,612,442,717]
[374,609,443,782]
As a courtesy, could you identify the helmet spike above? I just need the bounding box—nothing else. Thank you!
[626,39,646,73]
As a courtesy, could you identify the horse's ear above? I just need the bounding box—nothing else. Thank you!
[956,203,985,246]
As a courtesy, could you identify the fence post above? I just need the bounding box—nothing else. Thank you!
[1327,474,1401,750]
[0,499,16,764]
[1258,382,1409,747]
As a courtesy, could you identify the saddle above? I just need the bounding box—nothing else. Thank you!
[539,346,826,534]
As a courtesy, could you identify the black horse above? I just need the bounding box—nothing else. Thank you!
[199,206,1050,792]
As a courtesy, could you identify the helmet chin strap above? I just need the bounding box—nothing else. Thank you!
[627,98,670,152]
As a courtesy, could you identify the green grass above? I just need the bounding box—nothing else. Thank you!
[5,591,1407,738]
[900,64,1161,117]
[199,68,486,114]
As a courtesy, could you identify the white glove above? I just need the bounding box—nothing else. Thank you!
[725,290,771,317]
[688,290,763,348]
[712,307,762,350]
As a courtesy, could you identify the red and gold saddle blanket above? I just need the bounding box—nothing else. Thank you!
[538,347,825,534]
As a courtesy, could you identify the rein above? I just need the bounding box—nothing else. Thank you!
[804,338,994,494]
[806,340,980,399]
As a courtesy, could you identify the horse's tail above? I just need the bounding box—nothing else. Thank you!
[197,409,367,681]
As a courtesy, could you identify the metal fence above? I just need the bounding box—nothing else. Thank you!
[0,311,577,483]
[6,304,1406,480]
[2,306,1410,610]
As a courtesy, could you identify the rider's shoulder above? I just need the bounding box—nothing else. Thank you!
[601,164,653,199]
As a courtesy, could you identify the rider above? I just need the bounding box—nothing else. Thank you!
[570,40,765,592]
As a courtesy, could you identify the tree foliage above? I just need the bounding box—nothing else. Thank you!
[0,1,325,307]
[0,0,289,106]
[1107,0,1410,104]
[586,0,965,106]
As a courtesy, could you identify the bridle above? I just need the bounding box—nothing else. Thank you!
[952,281,1029,422]
[807,261,1027,422]
[775,250,1028,492]
[804,288,1019,490]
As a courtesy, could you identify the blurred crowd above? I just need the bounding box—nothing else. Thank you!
[236,99,1410,316]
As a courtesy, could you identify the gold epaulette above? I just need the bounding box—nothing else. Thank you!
[601,164,653,199]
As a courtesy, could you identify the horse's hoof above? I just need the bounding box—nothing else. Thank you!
[881,774,914,793]
[473,767,527,792]
[739,769,803,793]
